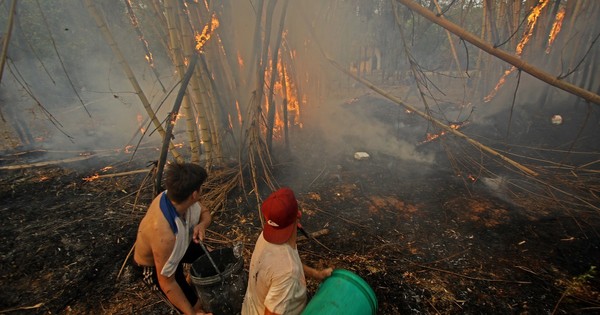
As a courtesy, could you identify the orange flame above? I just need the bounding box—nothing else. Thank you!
[37,176,50,182]
[83,174,100,182]
[484,67,514,102]
[195,13,220,52]
[546,7,565,53]
[516,0,549,56]
[485,0,548,102]
[418,123,468,145]
[237,51,244,68]
[261,48,302,140]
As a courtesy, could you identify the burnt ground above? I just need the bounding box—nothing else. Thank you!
[1,94,600,314]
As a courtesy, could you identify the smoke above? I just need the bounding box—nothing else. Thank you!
[0,0,171,158]
[305,96,436,165]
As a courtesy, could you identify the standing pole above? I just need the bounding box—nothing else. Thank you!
[0,0,18,83]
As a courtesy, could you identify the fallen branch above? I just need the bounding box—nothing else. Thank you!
[327,57,539,177]
[95,169,151,179]
[405,259,531,284]
[0,155,96,170]
[297,228,329,242]
[0,303,44,314]
[117,243,135,281]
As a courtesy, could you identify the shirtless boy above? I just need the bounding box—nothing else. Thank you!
[134,162,212,315]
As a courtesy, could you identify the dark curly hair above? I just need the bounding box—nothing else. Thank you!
[164,162,208,203]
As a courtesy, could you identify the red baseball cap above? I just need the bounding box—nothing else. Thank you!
[261,188,299,244]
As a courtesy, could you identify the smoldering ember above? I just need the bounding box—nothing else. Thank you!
[0,0,599,314]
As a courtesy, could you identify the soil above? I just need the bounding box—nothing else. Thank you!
[1,94,599,315]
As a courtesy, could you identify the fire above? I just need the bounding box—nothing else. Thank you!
[101,166,113,172]
[418,122,468,145]
[195,13,219,52]
[83,174,100,182]
[124,145,133,153]
[484,68,513,102]
[235,100,242,127]
[485,0,549,102]
[237,51,244,68]
[546,6,565,53]
[124,0,154,68]
[516,0,549,56]
[262,50,302,140]
[37,176,50,182]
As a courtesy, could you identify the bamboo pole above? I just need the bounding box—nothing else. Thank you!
[395,0,600,106]
[327,57,539,177]
[432,0,463,76]
[83,0,184,163]
[155,53,198,195]
[165,0,201,164]
[124,0,166,93]
[266,0,289,152]
[245,0,265,91]
[198,54,225,165]
[184,5,224,165]
[281,65,289,151]
[0,0,17,83]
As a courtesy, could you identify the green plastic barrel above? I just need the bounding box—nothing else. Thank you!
[302,269,378,315]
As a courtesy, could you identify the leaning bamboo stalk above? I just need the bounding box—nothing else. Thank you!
[327,57,539,177]
[395,0,600,106]
[94,169,150,179]
[0,0,17,83]
[155,53,199,195]
[166,0,201,163]
[83,0,183,163]
[124,0,166,93]
[0,155,97,170]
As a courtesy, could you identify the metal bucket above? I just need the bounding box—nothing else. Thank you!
[190,247,247,315]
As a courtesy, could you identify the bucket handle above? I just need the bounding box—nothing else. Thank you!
[194,241,224,283]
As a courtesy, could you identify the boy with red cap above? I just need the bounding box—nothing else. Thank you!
[242,188,333,315]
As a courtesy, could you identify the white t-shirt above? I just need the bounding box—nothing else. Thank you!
[160,201,201,277]
[242,232,307,315]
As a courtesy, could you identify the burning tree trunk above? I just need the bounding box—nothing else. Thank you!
[83,0,184,163]
[266,0,289,152]
[395,0,600,106]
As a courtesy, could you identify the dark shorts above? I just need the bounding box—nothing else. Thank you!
[133,242,205,310]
